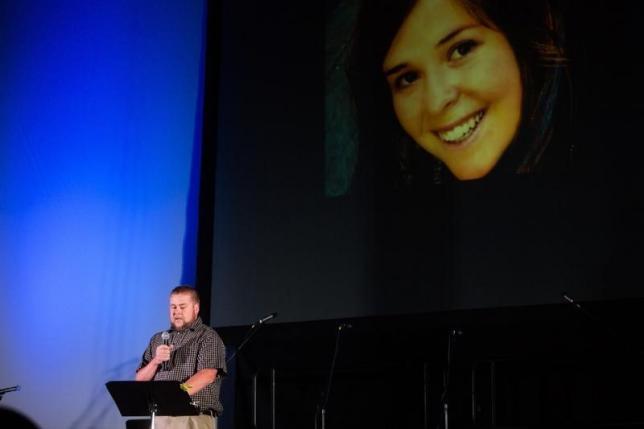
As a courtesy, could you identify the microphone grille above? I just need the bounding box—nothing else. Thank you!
[161,331,170,341]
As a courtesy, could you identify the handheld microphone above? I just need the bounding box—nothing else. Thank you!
[0,385,20,395]
[161,331,171,371]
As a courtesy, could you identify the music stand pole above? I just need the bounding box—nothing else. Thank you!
[150,400,157,429]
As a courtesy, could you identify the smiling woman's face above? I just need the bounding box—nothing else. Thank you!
[383,0,522,180]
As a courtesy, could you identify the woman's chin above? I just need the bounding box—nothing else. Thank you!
[447,160,496,181]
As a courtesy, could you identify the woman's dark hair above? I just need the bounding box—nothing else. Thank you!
[347,0,568,184]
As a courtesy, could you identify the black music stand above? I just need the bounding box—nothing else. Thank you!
[106,381,198,429]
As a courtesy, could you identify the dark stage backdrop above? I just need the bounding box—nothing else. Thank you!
[209,0,644,327]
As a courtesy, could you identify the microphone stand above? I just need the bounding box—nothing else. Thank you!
[561,293,644,359]
[562,293,601,324]
[440,329,463,429]
[315,323,351,429]
[0,385,20,401]
[226,315,276,365]
[225,313,276,429]
[560,292,644,424]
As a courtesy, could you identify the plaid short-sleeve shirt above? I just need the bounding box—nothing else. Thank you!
[137,317,227,414]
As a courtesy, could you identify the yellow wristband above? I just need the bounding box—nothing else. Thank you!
[179,383,191,392]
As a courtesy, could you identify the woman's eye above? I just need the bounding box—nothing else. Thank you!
[449,40,479,61]
[394,71,419,89]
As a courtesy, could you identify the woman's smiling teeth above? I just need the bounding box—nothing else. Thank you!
[436,110,485,144]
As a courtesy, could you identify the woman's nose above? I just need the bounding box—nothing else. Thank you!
[423,71,459,114]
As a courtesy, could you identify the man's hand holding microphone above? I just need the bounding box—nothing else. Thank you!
[152,331,173,371]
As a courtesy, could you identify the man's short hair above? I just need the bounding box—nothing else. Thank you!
[170,285,200,304]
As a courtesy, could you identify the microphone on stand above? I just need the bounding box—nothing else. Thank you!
[561,292,643,358]
[161,331,171,371]
[251,313,277,328]
[562,292,582,310]
[227,312,279,364]
[316,322,353,429]
[561,292,603,326]
[0,385,20,402]
[256,312,278,326]
[0,385,20,395]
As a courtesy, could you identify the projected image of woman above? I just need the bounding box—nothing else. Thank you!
[348,0,567,182]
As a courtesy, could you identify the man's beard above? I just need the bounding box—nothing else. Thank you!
[171,319,186,331]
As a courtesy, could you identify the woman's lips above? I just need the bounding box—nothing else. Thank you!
[434,110,485,144]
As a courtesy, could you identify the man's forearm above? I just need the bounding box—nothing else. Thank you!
[135,360,159,381]
[183,368,218,396]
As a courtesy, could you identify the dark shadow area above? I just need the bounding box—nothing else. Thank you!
[219,298,644,428]
[0,406,40,429]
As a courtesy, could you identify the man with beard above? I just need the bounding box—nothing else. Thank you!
[136,286,226,429]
